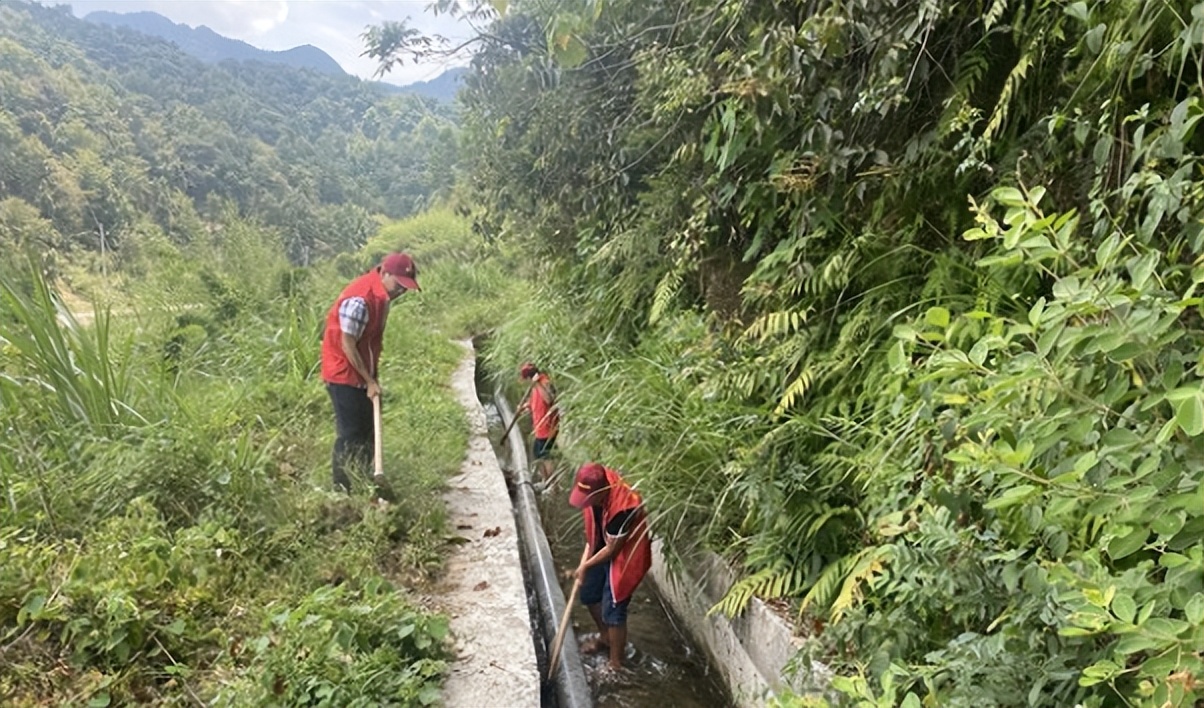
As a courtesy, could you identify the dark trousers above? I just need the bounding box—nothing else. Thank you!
[327,383,374,493]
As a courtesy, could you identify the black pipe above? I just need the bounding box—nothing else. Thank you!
[494,386,592,708]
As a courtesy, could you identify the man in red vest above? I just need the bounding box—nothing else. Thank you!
[570,462,653,671]
[320,253,419,493]
[516,362,558,484]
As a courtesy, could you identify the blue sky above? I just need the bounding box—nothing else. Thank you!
[65,1,476,86]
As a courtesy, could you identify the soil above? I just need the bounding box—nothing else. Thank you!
[436,340,540,707]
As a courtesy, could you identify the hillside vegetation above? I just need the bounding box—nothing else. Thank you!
[0,1,456,279]
[0,4,513,706]
[372,0,1204,705]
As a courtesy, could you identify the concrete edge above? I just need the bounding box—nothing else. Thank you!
[650,542,832,706]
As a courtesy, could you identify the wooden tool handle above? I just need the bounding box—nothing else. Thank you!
[372,394,383,476]
[498,386,532,445]
[548,546,590,680]
[547,576,581,681]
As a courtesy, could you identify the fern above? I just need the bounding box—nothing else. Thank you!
[709,561,806,617]
[742,308,809,342]
[983,0,1010,31]
[938,41,991,138]
[798,545,892,622]
[981,51,1033,148]
[774,364,820,416]
[649,266,685,324]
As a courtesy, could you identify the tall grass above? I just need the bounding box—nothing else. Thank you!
[0,261,145,432]
[0,225,463,704]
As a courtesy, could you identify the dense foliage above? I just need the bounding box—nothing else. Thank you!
[374,0,1204,705]
[0,5,523,703]
[0,190,506,703]
[0,1,457,275]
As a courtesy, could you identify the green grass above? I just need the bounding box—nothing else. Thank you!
[0,204,529,706]
[0,211,493,705]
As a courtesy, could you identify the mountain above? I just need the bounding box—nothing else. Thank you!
[84,10,347,77]
[0,0,459,265]
[392,67,468,103]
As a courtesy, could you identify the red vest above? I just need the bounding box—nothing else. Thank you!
[584,467,652,603]
[321,269,390,386]
[530,373,559,438]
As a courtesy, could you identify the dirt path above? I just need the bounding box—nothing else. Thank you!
[438,340,540,707]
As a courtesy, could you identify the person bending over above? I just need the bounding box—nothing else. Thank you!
[569,462,652,671]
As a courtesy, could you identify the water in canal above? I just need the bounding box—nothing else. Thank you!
[538,489,732,708]
[480,391,732,708]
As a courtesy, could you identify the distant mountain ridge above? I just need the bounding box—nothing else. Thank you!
[395,67,467,103]
[84,11,347,77]
[83,10,466,101]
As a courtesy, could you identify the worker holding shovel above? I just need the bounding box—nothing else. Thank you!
[569,462,652,671]
[515,362,559,485]
[320,252,419,495]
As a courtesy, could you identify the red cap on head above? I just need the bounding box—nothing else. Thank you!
[381,253,420,291]
[519,362,538,380]
[569,462,609,509]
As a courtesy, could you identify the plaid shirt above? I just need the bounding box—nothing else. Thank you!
[338,297,368,339]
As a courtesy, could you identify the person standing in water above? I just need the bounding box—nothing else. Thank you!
[516,362,559,484]
[569,462,652,670]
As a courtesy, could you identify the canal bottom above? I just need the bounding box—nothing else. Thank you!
[537,487,732,708]
[481,394,731,708]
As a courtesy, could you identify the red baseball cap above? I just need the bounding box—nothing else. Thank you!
[381,252,420,291]
[569,462,609,508]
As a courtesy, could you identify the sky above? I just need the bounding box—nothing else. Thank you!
[65,1,476,86]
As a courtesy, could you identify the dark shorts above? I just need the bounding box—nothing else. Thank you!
[580,561,630,626]
[533,436,557,459]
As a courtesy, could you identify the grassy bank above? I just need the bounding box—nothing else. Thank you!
[0,209,518,706]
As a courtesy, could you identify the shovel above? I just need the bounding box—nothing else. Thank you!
[496,386,532,447]
[371,394,396,503]
[546,546,589,680]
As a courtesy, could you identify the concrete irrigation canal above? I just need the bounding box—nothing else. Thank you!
[434,340,813,707]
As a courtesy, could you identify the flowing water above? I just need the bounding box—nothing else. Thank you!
[479,387,732,708]
[538,490,732,708]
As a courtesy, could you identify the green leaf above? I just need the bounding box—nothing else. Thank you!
[1059,626,1096,637]
[1095,233,1121,267]
[888,340,906,373]
[1155,418,1178,444]
[1143,617,1189,640]
[1111,593,1137,624]
[1107,527,1148,560]
[1152,511,1186,538]
[986,484,1039,510]
[1174,394,1204,436]
[554,34,588,68]
[925,306,951,328]
[994,187,1025,206]
[1165,386,1201,402]
[969,339,988,366]
[1080,659,1120,687]
[1137,599,1156,624]
[88,694,111,708]
[1128,251,1160,290]
[418,685,441,705]
[1185,594,1204,625]
[1028,297,1046,326]
[1114,633,1161,655]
